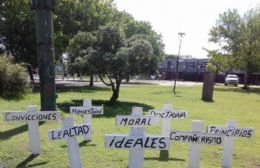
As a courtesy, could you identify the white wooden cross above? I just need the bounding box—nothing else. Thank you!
[170,120,224,168]
[148,104,187,158]
[48,117,92,168]
[70,99,103,141]
[105,107,170,168]
[3,106,61,155]
[207,121,254,168]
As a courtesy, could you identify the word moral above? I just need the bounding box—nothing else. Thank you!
[116,116,160,127]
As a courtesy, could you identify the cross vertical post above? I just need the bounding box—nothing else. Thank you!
[83,99,92,141]
[27,106,40,155]
[63,117,82,168]
[188,120,203,168]
[128,107,145,168]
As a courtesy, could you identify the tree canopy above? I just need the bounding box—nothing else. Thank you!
[208,8,260,88]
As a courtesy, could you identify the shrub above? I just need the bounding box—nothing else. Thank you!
[0,55,27,98]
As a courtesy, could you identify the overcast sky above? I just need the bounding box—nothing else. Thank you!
[114,0,259,58]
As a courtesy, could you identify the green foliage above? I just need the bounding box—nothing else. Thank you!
[204,49,229,73]
[0,55,27,98]
[67,31,97,76]
[208,8,260,87]
[0,0,36,67]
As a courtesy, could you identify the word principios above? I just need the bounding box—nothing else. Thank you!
[4,111,60,122]
[70,106,103,116]
[149,110,187,119]
[105,135,170,149]
[170,131,224,145]
[116,116,160,127]
[207,126,254,138]
[49,124,91,140]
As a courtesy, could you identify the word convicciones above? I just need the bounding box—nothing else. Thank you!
[105,135,170,149]
[149,110,187,119]
[4,111,60,122]
[207,126,254,138]
[48,124,91,140]
[116,116,160,127]
[70,106,103,115]
[170,131,224,145]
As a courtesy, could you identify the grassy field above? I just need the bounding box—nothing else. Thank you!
[0,84,260,168]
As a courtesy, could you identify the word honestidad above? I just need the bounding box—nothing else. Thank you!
[49,124,91,140]
[105,135,170,149]
[4,111,60,122]
[149,110,187,119]
[70,106,103,115]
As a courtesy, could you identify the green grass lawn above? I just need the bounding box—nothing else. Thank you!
[0,84,260,168]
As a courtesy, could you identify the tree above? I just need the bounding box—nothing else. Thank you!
[91,24,163,104]
[0,0,36,83]
[205,49,230,74]
[209,8,260,89]
[67,32,97,86]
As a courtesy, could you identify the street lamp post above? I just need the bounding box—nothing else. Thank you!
[173,32,185,94]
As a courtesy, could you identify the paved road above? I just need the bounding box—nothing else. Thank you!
[53,79,203,87]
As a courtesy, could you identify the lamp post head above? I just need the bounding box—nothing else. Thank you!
[178,32,186,39]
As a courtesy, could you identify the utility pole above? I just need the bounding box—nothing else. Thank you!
[32,0,56,110]
[173,32,185,94]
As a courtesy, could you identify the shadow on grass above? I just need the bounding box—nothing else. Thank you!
[57,99,154,118]
[16,154,48,168]
[0,93,25,101]
[0,122,45,140]
[33,84,110,93]
[214,87,260,94]
[121,82,156,85]
[60,140,97,148]
[144,157,185,162]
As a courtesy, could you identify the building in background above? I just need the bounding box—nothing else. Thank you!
[158,55,260,85]
[158,55,208,81]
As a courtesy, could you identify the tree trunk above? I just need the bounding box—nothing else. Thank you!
[109,79,121,104]
[125,74,130,83]
[27,65,34,84]
[34,1,56,111]
[89,74,94,87]
[243,71,249,90]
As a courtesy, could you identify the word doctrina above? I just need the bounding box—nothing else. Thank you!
[49,124,91,140]
[170,131,224,145]
[105,135,170,149]
[149,110,187,119]
[4,111,60,122]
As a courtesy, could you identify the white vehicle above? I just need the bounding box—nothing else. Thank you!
[225,74,239,86]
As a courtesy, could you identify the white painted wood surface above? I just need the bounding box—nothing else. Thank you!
[128,107,145,168]
[116,115,160,127]
[222,121,236,168]
[188,120,203,168]
[27,106,40,155]
[63,117,82,168]
[83,99,92,141]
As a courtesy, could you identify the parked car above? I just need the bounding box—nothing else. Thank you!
[225,74,239,86]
